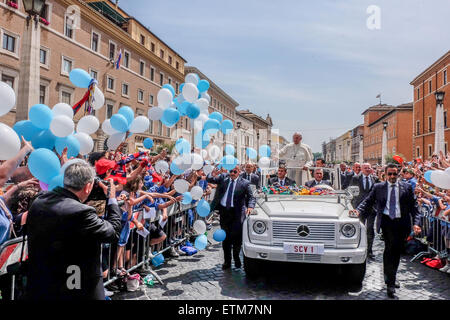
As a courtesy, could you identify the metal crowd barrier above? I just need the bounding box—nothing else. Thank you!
[410,206,450,263]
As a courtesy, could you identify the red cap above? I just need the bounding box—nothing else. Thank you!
[95,159,117,175]
[393,155,404,164]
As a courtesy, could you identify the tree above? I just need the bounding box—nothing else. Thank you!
[156,142,175,155]
[313,152,323,161]
[385,153,406,165]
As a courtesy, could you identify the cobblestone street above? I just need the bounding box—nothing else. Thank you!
[114,231,450,301]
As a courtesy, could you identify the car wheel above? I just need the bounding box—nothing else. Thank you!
[344,261,366,285]
[244,256,261,279]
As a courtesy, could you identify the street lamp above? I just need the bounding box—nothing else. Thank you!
[381,122,388,166]
[435,91,446,154]
[435,91,445,104]
[22,0,46,27]
[383,122,388,129]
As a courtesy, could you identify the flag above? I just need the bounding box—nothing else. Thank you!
[72,89,90,115]
[115,49,122,70]
[376,93,381,98]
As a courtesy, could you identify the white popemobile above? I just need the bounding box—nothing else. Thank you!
[243,167,367,285]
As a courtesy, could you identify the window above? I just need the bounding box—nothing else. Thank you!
[39,48,47,65]
[429,80,432,93]
[428,145,432,157]
[444,70,448,85]
[158,123,163,136]
[160,49,164,59]
[140,34,145,45]
[446,143,448,155]
[106,104,114,119]
[149,67,155,82]
[166,127,170,137]
[124,51,130,68]
[149,94,154,106]
[159,73,163,86]
[64,15,74,39]
[392,146,396,154]
[168,77,172,85]
[1,75,14,89]
[148,119,153,134]
[91,32,99,52]
[168,56,172,65]
[106,76,115,92]
[151,42,155,52]
[139,60,145,76]
[175,83,179,94]
[185,118,188,129]
[109,41,116,60]
[61,91,71,104]
[40,3,51,22]
[61,56,73,75]
[89,68,98,80]
[416,147,420,157]
[39,85,46,104]
[138,89,144,103]
[428,116,432,132]
[176,61,179,70]
[417,87,420,100]
[416,121,420,135]
[2,33,16,53]
[122,83,129,96]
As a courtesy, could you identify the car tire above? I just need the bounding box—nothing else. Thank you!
[344,261,366,285]
[244,256,260,279]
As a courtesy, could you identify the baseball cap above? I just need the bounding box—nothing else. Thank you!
[95,158,117,175]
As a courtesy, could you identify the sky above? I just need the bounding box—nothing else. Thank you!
[119,0,450,153]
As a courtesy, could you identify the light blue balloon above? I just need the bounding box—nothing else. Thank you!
[31,129,56,150]
[209,112,223,123]
[246,147,258,160]
[259,145,271,158]
[221,119,233,135]
[186,103,200,119]
[170,161,184,175]
[181,192,193,205]
[117,106,134,126]
[194,234,208,250]
[213,229,226,242]
[29,104,53,129]
[69,68,92,88]
[110,114,129,132]
[161,108,180,127]
[178,101,190,116]
[221,155,239,171]
[28,148,61,184]
[203,119,221,133]
[162,84,175,96]
[55,135,80,158]
[424,171,432,183]
[194,130,210,149]
[13,120,41,142]
[144,138,153,149]
[49,174,64,191]
[179,83,185,93]
[225,144,235,156]
[175,138,190,154]
[196,199,210,217]
[197,80,210,93]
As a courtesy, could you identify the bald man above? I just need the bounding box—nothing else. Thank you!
[278,132,313,185]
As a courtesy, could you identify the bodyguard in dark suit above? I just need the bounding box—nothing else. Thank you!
[339,163,353,189]
[305,169,332,188]
[240,163,260,189]
[349,163,379,259]
[352,163,421,298]
[268,166,296,187]
[26,161,122,300]
[207,166,256,269]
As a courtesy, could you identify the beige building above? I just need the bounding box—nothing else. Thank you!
[237,109,272,157]
[0,0,187,152]
[235,110,254,163]
[335,130,352,163]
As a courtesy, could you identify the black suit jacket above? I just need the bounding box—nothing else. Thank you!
[305,179,332,188]
[240,172,260,189]
[349,174,379,208]
[340,171,354,189]
[207,174,256,236]
[268,176,296,187]
[26,187,122,300]
[356,181,421,235]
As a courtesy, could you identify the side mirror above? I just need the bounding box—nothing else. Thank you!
[347,186,360,197]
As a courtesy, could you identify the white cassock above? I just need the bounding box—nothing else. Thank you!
[278,143,314,185]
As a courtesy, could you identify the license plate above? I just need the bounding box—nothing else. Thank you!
[283,243,324,255]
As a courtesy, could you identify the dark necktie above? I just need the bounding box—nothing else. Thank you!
[247,174,250,181]
[280,179,284,186]
[226,179,235,208]
[389,184,397,219]
[365,176,370,191]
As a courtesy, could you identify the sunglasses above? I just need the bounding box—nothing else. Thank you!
[230,170,238,174]
[387,172,398,176]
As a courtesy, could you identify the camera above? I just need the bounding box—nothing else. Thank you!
[87,177,110,202]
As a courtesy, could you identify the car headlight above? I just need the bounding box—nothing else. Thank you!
[341,223,356,238]
[253,221,267,234]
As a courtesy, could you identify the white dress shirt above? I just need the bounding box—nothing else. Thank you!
[220,177,238,207]
[383,181,401,218]
[278,178,286,186]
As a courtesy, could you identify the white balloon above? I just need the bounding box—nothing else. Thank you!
[77,115,99,135]
[74,132,94,156]
[102,119,119,135]
[107,132,126,150]
[190,186,204,200]
[182,83,199,103]
[196,98,209,111]
[174,179,190,194]
[157,88,173,109]
[201,92,211,103]
[191,153,204,170]
[197,113,209,124]
[209,145,221,160]
[129,116,149,133]
[0,122,20,160]
[185,73,199,86]
[193,220,206,234]
[174,153,192,171]
[258,157,271,169]
[430,170,450,189]
[0,81,16,116]
[148,106,164,121]
[50,115,74,137]
[155,160,169,174]
[52,103,73,119]
[201,149,208,159]
[202,164,213,176]
[92,86,105,110]
[445,167,450,176]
